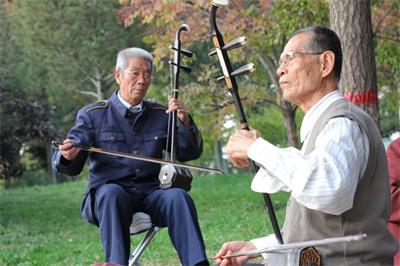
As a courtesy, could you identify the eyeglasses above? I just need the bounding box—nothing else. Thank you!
[277,51,323,68]
[123,69,152,81]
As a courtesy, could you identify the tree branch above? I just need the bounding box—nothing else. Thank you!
[78,90,99,98]
[373,3,395,37]
[255,51,281,108]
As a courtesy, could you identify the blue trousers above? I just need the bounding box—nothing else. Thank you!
[83,183,208,266]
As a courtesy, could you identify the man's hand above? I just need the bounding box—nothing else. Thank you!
[59,139,81,161]
[166,96,191,128]
[214,240,257,266]
[226,129,260,168]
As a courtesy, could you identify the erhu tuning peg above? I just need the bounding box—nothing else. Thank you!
[208,36,246,57]
[209,50,217,56]
[168,61,192,74]
[169,45,193,58]
[223,36,246,51]
[212,0,230,6]
[231,63,255,77]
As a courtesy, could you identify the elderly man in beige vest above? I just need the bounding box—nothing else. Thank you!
[215,26,399,266]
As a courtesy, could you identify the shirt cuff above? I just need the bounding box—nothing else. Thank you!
[251,234,280,250]
[251,234,280,261]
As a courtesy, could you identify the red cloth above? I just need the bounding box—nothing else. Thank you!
[387,137,400,264]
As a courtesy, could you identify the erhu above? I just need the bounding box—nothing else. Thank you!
[209,0,284,244]
[158,24,197,191]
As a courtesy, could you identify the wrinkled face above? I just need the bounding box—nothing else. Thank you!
[276,32,323,111]
[115,57,152,106]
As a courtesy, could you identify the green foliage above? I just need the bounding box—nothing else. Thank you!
[249,0,329,55]
[1,0,152,183]
[372,0,400,136]
[5,0,148,133]
[379,85,400,136]
[0,83,54,181]
[248,105,288,147]
[19,169,52,187]
[0,173,289,265]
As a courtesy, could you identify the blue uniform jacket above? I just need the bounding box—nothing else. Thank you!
[54,91,203,191]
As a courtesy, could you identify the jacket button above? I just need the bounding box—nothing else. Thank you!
[132,150,139,155]
[136,168,141,173]
[110,136,115,141]
[154,136,158,140]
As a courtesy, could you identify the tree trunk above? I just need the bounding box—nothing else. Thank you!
[93,67,104,100]
[214,139,228,173]
[280,100,298,148]
[330,0,379,126]
[257,52,299,147]
[46,142,58,184]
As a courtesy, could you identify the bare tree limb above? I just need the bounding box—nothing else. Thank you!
[78,90,99,98]
[373,3,395,37]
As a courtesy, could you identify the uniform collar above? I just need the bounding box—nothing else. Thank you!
[117,91,143,110]
[110,91,127,117]
[300,90,344,143]
[111,91,143,117]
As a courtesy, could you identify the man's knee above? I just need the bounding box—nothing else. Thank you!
[96,183,126,203]
[81,184,126,226]
[163,188,193,205]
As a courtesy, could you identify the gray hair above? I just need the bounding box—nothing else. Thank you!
[115,47,153,71]
[290,26,342,82]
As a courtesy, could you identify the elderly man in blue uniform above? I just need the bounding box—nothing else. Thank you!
[53,47,209,266]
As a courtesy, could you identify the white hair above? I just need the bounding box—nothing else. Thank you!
[115,47,153,71]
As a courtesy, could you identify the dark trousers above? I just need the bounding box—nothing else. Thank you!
[84,183,207,266]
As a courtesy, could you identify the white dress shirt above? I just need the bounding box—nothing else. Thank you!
[249,90,369,256]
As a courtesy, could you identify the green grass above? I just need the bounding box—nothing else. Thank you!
[0,173,289,265]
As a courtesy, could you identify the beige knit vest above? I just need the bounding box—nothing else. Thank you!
[282,98,398,265]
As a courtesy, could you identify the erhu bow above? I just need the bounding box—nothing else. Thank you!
[214,234,367,259]
[51,140,222,174]
[209,0,284,244]
[158,24,199,190]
